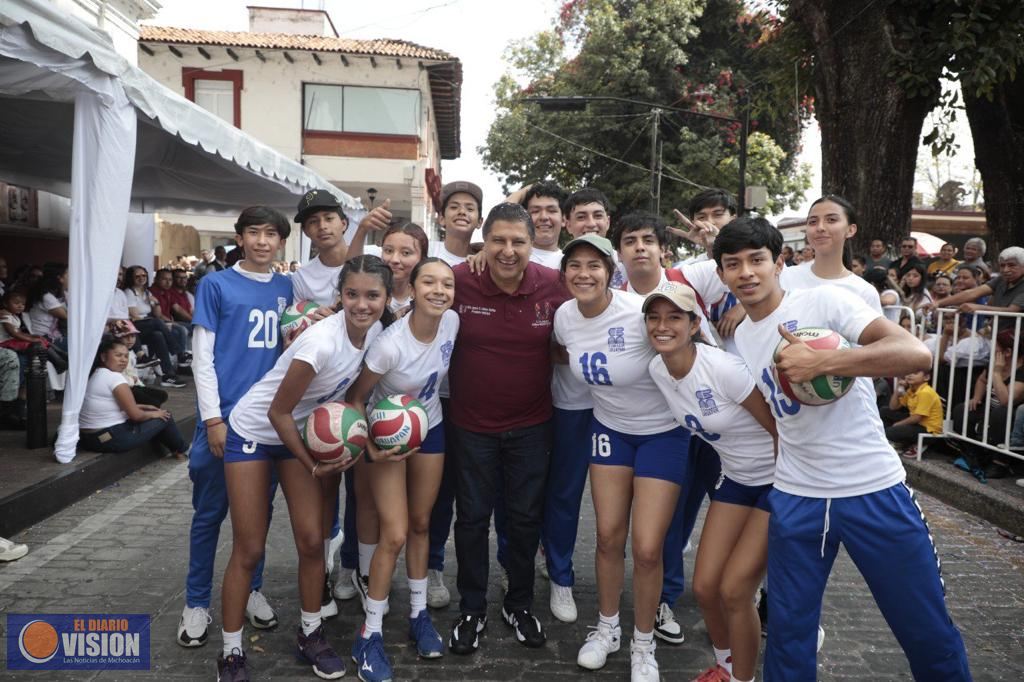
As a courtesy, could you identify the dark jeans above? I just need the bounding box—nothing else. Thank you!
[451,420,552,615]
[79,418,186,455]
[131,385,168,407]
[133,318,180,378]
[880,406,927,444]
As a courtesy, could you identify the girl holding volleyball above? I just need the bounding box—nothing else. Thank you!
[644,282,777,682]
[344,257,458,681]
[553,234,691,682]
[218,256,393,681]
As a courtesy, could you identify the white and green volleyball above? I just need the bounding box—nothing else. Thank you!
[368,394,428,454]
[280,299,320,335]
[303,401,368,463]
[772,327,854,406]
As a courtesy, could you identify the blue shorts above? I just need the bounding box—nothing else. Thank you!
[590,418,690,486]
[223,425,294,464]
[711,474,772,512]
[419,421,445,454]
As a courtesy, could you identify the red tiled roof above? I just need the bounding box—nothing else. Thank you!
[139,25,454,61]
[139,26,462,159]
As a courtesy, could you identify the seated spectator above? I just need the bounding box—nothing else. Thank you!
[0,346,24,429]
[172,269,196,314]
[956,237,991,278]
[930,273,953,301]
[1,287,65,389]
[880,368,943,455]
[899,311,914,332]
[864,268,904,323]
[900,263,933,314]
[122,265,185,388]
[924,312,990,402]
[864,238,892,272]
[11,263,42,292]
[851,255,866,276]
[932,247,1024,336]
[927,243,960,279]
[894,236,925,278]
[26,263,68,352]
[950,330,1024,478]
[111,322,167,408]
[78,336,187,458]
[150,268,191,361]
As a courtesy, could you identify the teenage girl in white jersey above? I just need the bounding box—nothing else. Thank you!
[780,195,882,313]
[553,234,690,682]
[344,258,458,681]
[219,256,392,681]
[644,283,777,682]
[381,222,428,315]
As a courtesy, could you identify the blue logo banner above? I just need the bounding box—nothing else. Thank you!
[6,614,150,670]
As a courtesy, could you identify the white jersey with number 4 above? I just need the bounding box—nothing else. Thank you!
[364,309,459,431]
[649,345,774,486]
[230,314,383,445]
[554,289,675,435]
[733,286,902,498]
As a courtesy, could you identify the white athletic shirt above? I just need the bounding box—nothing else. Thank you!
[649,345,774,486]
[734,287,903,498]
[229,313,383,445]
[530,248,564,270]
[80,368,129,430]
[124,288,153,318]
[291,255,341,307]
[108,289,129,320]
[29,292,64,338]
[364,309,459,430]
[780,262,883,314]
[677,259,730,312]
[554,289,675,434]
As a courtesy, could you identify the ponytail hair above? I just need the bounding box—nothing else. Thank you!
[337,255,396,328]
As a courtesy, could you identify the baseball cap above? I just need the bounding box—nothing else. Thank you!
[642,282,699,314]
[440,181,483,213]
[562,233,615,260]
[112,320,139,337]
[294,189,343,224]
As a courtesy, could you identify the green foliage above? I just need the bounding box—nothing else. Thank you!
[480,0,811,215]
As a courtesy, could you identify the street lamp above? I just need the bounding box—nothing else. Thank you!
[521,95,749,214]
[366,187,378,209]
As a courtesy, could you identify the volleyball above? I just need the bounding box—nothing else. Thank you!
[368,394,428,454]
[303,401,368,463]
[773,327,854,406]
[280,299,320,335]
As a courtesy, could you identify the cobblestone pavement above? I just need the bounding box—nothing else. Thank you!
[1,458,1022,681]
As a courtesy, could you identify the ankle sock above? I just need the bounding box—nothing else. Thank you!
[714,646,733,672]
[362,596,387,638]
[300,610,321,636]
[408,576,427,618]
[358,542,376,577]
[599,612,620,630]
[222,628,243,658]
[633,627,654,645]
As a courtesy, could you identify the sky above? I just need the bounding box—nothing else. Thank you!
[149,0,556,211]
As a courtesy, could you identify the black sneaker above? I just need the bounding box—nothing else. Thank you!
[501,607,545,648]
[449,613,486,655]
[321,575,338,619]
[161,376,187,388]
[216,649,250,681]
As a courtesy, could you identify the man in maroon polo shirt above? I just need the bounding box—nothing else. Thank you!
[446,202,569,655]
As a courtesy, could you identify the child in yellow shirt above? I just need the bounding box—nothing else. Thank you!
[880,369,944,456]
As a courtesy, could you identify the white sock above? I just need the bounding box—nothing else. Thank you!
[731,676,753,682]
[633,627,654,645]
[362,596,388,638]
[222,628,243,658]
[300,610,321,636]
[408,576,427,618]
[599,612,620,630]
[358,542,377,577]
[714,646,733,672]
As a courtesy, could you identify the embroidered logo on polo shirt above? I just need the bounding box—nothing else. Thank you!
[607,327,625,352]
[532,301,553,328]
[696,388,718,416]
[458,304,495,316]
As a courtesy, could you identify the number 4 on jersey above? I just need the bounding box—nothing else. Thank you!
[417,371,438,402]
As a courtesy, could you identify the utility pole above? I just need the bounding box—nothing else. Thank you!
[649,108,661,212]
[738,93,749,216]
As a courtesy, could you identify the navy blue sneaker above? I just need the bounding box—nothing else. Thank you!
[351,631,393,682]
[409,611,444,658]
[296,625,345,680]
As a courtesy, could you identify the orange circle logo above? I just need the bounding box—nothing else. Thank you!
[19,620,59,663]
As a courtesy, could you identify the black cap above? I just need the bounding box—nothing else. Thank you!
[295,189,343,224]
[440,181,483,213]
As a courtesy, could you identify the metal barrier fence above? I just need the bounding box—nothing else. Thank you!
[905,307,1024,463]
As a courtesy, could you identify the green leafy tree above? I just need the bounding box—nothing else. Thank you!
[481,0,811,217]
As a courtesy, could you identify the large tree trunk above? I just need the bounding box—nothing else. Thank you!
[964,83,1024,259]
[789,0,940,251]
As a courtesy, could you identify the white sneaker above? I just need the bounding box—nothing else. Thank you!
[427,569,450,609]
[352,569,388,616]
[246,590,278,629]
[325,531,343,578]
[576,621,621,670]
[0,537,28,562]
[630,638,659,682]
[536,550,549,580]
[817,625,825,652]
[549,582,577,623]
[653,602,684,644]
[176,605,211,647]
[333,568,358,600]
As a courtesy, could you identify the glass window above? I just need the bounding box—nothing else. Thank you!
[303,84,419,135]
[194,79,235,125]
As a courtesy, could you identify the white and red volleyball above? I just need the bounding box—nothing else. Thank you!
[280,299,320,336]
[303,401,368,463]
[368,394,428,454]
[772,327,854,406]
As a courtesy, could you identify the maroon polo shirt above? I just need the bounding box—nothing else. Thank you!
[151,286,191,319]
[448,261,570,433]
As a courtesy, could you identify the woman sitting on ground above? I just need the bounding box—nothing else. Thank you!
[78,336,187,459]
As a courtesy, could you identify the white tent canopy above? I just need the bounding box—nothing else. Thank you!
[0,0,358,462]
